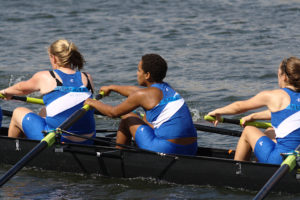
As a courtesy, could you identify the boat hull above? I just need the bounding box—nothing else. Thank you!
[0,127,299,193]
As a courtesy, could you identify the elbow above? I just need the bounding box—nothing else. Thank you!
[234,101,248,113]
[106,108,120,118]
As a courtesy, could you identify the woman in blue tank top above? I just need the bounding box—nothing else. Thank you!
[207,57,300,164]
[0,39,95,144]
[85,54,197,155]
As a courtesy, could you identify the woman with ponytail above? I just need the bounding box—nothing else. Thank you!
[0,39,96,144]
[207,57,300,164]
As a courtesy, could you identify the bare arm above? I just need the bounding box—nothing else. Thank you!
[85,87,162,118]
[85,89,144,117]
[0,72,43,99]
[242,110,271,121]
[208,90,273,116]
[100,85,141,97]
[207,90,275,126]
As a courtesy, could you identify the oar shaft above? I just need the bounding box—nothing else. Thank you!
[59,105,90,130]
[253,164,290,200]
[0,141,48,186]
[11,96,44,105]
[253,145,299,199]
[204,115,272,129]
[194,124,242,137]
[0,94,103,187]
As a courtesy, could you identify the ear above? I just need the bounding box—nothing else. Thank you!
[145,72,151,80]
[52,55,58,64]
[283,73,289,82]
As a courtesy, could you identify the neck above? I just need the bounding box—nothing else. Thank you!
[54,66,75,74]
[285,85,298,91]
[147,81,163,87]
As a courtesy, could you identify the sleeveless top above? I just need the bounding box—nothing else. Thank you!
[271,88,300,151]
[145,82,197,140]
[43,69,95,135]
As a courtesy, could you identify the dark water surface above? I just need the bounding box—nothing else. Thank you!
[1,0,300,199]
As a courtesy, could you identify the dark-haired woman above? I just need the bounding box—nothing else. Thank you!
[207,57,300,164]
[0,39,95,144]
[85,54,197,155]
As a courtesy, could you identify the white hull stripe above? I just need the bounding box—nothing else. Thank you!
[152,98,185,128]
[46,92,91,117]
[274,110,300,138]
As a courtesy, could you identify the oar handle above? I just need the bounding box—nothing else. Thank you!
[0,91,104,106]
[204,115,272,129]
[95,91,105,100]
[0,93,44,105]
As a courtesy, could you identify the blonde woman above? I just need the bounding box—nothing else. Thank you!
[208,57,300,164]
[0,39,95,144]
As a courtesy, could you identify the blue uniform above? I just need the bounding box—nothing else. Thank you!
[254,88,300,164]
[135,82,198,155]
[22,70,95,144]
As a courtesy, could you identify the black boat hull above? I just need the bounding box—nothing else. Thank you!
[0,127,299,193]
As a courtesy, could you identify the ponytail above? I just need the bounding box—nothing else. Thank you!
[48,39,85,70]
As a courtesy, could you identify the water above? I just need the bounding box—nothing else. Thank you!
[1,0,300,199]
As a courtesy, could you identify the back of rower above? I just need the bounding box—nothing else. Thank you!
[208,57,300,164]
[0,39,96,144]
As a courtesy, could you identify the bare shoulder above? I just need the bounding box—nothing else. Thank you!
[130,87,162,110]
[27,71,50,81]
[263,89,290,111]
[255,89,286,98]
[267,89,289,98]
[134,87,161,97]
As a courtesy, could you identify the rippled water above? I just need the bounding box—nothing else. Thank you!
[1,0,300,199]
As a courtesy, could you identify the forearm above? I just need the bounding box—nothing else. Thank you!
[213,101,250,115]
[246,110,271,120]
[3,82,35,96]
[85,98,120,118]
[109,85,141,97]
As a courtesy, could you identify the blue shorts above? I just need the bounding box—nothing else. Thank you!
[254,136,283,164]
[22,112,94,145]
[22,112,46,140]
[135,125,197,156]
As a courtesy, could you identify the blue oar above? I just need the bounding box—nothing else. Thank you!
[0,92,104,187]
[253,145,300,200]
[204,115,272,129]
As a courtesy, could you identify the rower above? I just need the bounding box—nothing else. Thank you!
[0,39,96,145]
[85,54,198,155]
[208,57,300,164]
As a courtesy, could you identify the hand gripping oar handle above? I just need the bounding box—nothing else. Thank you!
[0,92,104,187]
[204,115,272,129]
[253,145,300,200]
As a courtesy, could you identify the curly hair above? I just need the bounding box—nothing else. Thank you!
[141,54,168,82]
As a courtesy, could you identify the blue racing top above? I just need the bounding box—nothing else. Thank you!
[43,69,95,135]
[271,88,300,152]
[145,82,197,140]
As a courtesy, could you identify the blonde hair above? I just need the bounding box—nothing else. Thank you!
[48,39,85,70]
